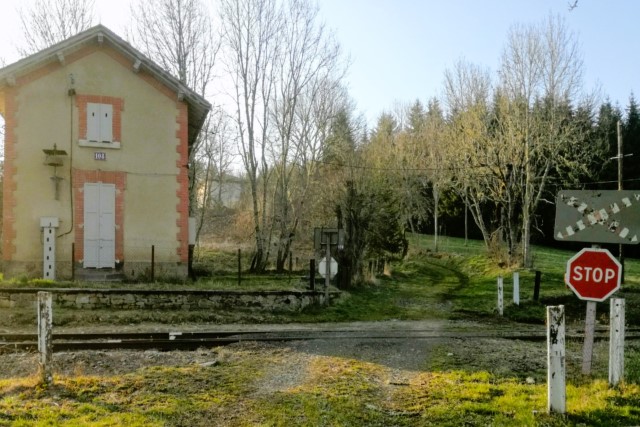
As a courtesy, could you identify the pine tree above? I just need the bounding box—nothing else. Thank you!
[595,100,623,188]
[623,93,640,188]
[323,108,355,165]
[407,99,426,135]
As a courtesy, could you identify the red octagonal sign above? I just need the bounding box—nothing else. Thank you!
[565,248,621,302]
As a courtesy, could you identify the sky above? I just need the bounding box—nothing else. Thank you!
[1,0,639,126]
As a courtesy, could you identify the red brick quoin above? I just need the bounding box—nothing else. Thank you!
[175,102,189,263]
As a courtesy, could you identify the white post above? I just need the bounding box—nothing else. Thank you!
[40,217,59,280]
[609,298,625,387]
[513,272,520,306]
[582,301,597,375]
[37,291,53,385]
[547,305,566,414]
[497,276,504,316]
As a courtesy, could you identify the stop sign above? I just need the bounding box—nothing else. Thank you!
[565,248,621,302]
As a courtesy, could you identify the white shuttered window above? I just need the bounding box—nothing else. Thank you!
[87,103,113,143]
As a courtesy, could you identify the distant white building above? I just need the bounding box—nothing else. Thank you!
[208,174,245,208]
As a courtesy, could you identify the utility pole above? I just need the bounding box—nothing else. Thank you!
[616,121,629,284]
[618,121,623,283]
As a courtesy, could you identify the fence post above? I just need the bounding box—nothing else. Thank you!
[237,249,242,286]
[289,251,293,273]
[37,291,53,386]
[609,298,625,387]
[534,271,541,301]
[71,242,75,282]
[497,276,504,316]
[151,245,155,282]
[547,305,566,414]
[513,272,520,306]
[325,242,331,305]
[309,259,315,291]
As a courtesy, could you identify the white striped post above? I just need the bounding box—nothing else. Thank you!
[547,305,566,414]
[609,298,625,387]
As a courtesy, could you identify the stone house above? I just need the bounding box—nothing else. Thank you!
[0,25,210,280]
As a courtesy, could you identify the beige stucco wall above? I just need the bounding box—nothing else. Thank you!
[3,48,186,279]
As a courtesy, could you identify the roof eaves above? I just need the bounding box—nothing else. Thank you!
[0,25,211,144]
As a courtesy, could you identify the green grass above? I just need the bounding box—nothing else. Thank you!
[2,348,640,426]
[408,233,640,326]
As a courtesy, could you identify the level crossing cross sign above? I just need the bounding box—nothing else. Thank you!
[565,248,621,302]
[554,190,640,244]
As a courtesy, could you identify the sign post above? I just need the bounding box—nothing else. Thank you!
[314,228,344,305]
[555,190,629,379]
[565,247,621,375]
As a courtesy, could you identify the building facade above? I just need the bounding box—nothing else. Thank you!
[0,25,210,280]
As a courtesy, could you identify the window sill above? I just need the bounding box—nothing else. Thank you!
[79,140,121,149]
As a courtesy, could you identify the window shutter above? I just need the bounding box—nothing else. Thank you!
[100,104,113,143]
[87,103,101,142]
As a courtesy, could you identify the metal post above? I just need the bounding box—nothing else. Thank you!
[309,259,315,291]
[534,271,541,301]
[609,298,625,387]
[71,242,75,282]
[582,301,597,375]
[237,249,242,286]
[497,276,504,316]
[37,291,53,385]
[547,305,566,414]
[513,272,520,306]
[151,245,155,282]
[289,251,293,273]
[617,121,625,284]
[325,241,330,305]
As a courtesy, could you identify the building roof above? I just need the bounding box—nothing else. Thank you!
[0,24,211,147]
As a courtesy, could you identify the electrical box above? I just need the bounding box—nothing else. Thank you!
[40,217,60,228]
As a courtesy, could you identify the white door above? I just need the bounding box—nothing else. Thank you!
[83,183,116,268]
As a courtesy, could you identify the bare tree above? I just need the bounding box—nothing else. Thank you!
[18,0,95,55]
[500,14,588,267]
[129,0,219,96]
[269,0,345,272]
[219,0,282,272]
[194,108,234,243]
[443,59,495,247]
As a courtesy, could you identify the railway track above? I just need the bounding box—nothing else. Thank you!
[1,328,639,352]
